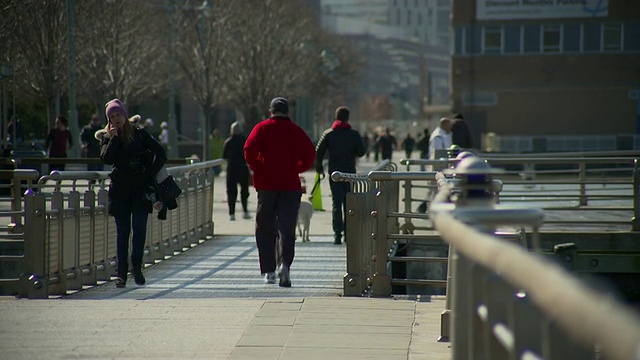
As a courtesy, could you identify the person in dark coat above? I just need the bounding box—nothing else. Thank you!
[451,113,474,149]
[377,127,397,160]
[80,114,104,172]
[223,121,250,221]
[98,99,167,288]
[315,106,366,244]
[46,115,73,171]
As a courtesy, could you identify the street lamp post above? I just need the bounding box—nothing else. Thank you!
[67,0,79,159]
[167,0,179,158]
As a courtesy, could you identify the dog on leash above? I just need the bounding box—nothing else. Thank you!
[297,194,313,242]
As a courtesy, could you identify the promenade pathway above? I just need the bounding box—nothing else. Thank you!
[0,152,451,359]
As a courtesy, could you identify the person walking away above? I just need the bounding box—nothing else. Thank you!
[315,106,366,245]
[46,115,73,172]
[400,133,416,159]
[450,113,474,149]
[362,132,370,160]
[244,97,316,287]
[415,128,430,171]
[80,114,104,172]
[429,117,453,170]
[158,121,170,153]
[223,121,251,221]
[98,99,167,288]
[377,127,397,160]
[373,131,380,162]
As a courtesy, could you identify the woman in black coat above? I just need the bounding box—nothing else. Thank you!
[222,121,250,220]
[98,99,167,288]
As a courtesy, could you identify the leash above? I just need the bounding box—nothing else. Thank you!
[309,173,325,197]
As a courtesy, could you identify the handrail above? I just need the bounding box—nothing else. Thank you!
[431,209,640,360]
[3,159,222,298]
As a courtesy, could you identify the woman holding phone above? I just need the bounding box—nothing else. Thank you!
[98,99,167,288]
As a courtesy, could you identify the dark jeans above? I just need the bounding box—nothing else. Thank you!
[49,154,67,172]
[255,190,301,274]
[87,162,104,172]
[226,173,249,215]
[329,179,350,236]
[114,204,149,270]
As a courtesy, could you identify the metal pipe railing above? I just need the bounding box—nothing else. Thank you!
[5,159,222,298]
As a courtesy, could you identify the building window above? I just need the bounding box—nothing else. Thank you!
[523,24,540,53]
[583,23,601,52]
[504,25,521,53]
[417,12,422,25]
[407,9,411,25]
[563,23,581,52]
[542,24,561,53]
[602,23,622,51]
[397,9,401,24]
[465,26,481,54]
[624,22,640,51]
[483,26,502,54]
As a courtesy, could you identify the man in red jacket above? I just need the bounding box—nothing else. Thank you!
[244,97,316,287]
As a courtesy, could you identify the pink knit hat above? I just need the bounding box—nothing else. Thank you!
[105,99,128,119]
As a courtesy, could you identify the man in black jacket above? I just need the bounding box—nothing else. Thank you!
[315,106,366,244]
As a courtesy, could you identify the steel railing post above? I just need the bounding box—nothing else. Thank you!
[21,192,48,299]
[371,187,392,297]
[578,162,587,206]
[632,159,640,231]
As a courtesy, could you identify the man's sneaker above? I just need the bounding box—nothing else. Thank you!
[278,266,291,288]
[115,277,126,288]
[264,272,276,284]
[229,214,236,221]
[242,212,251,219]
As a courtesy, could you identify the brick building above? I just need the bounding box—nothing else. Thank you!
[450,0,640,151]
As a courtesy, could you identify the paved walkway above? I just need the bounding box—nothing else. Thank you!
[0,152,452,359]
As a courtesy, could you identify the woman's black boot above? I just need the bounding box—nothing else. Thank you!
[132,261,146,286]
[116,262,128,288]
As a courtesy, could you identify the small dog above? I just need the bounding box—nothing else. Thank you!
[297,195,314,242]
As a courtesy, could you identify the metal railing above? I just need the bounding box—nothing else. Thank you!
[403,155,639,231]
[428,158,640,360]
[331,160,396,297]
[0,159,221,298]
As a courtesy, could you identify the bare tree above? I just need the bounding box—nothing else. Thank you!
[74,0,167,110]
[1,0,69,131]
[219,0,362,130]
[174,0,231,159]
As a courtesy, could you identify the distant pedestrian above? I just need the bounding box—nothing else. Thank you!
[223,121,251,221]
[450,113,474,149]
[373,131,380,161]
[244,97,316,287]
[315,106,366,245]
[400,133,416,159]
[416,128,430,170]
[377,127,397,160]
[80,114,104,172]
[158,121,170,153]
[46,115,73,172]
[362,132,371,160]
[429,117,453,172]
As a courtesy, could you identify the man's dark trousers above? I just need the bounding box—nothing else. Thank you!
[329,180,350,237]
[255,190,301,274]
